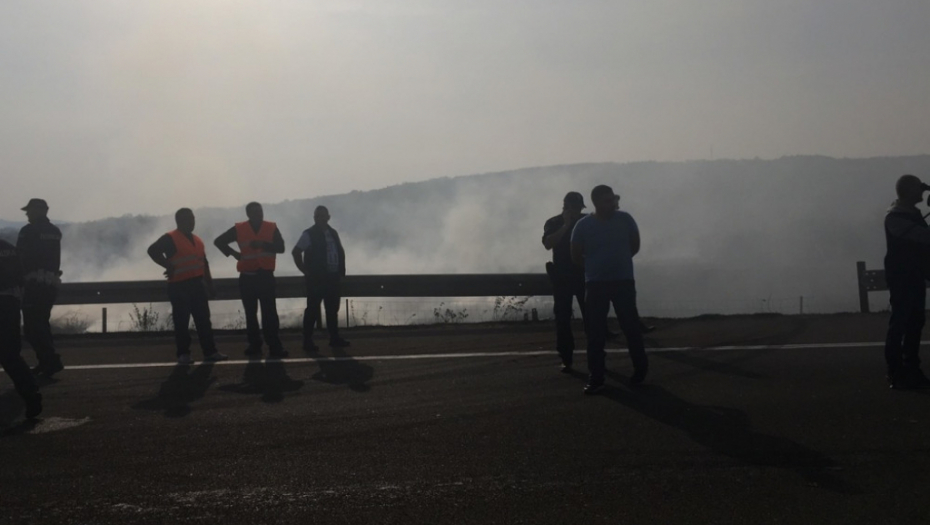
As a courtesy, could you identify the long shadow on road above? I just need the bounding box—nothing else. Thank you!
[311,347,373,392]
[601,380,861,494]
[132,363,216,418]
[219,358,304,403]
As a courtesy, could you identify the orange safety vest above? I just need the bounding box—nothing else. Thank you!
[235,221,277,272]
[167,230,206,283]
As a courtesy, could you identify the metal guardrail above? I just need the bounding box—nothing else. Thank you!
[57,274,553,306]
[854,261,930,313]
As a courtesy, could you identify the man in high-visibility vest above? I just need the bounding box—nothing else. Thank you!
[147,208,228,365]
[17,198,64,377]
[0,238,43,418]
[214,202,287,358]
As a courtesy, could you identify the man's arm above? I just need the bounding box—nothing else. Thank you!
[213,227,241,260]
[147,235,177,279]
[570,241,584,267]
[542,213,575,250]
[291,248,305,274]
[887,214,930,245]
[292,230,310,274]
[268,228,286,254]
[628,215,641,257]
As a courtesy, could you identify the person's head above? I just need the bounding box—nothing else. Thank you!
[21,198,49,224]
[590,185,617,214]
[246,201,263,223]
[314,206,330,226]
[175,208,195,234]
[562,191,586,214]
[896,174,926,206]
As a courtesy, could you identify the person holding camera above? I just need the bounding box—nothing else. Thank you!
[884,175,930,389]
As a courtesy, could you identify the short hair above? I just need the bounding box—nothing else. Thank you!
[175,208,193,222]
[591,185,614,201]
[314,205,329,214]
[896,174,921,198]
[246,201,262,213]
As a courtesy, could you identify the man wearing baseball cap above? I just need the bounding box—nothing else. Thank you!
[542,192,588,372]
[17,198,64,377]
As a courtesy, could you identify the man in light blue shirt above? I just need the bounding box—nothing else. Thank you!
[571,185,647,394]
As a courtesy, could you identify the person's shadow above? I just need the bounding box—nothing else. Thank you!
[132,363,216,418]
[601,379,861,494]
[219,357,304,403]
[311,347,373,392]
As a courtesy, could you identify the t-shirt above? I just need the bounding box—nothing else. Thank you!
[570,211,639,282]
[295,228,340,273]
[543,214,585,275]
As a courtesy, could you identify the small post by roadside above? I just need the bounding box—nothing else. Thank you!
[346,299,349,328]
[799,296,803,315]
[102,307,107,334]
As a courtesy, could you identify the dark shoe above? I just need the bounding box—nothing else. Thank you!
[244,346,263,357]
[32,360,64,378]
[24,392,43,419]
[630,367,648,385]
[910,368,930,389]
[890,368,930,390]
[303,342,320,353]
[203,352,229,362]
[639,323,657,334]
[560,364,573,374]
[330,337,350,348]
[584,383,605,395]
[269,349,289,359]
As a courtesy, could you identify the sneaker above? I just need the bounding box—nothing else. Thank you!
[630,367,648,385]
[177,354,194,366]
[203,352,229,362]
[24,392,43,419]
[31,360,64,378]
[583,383,605,395]
[560,364,573,374]
[244,346,263,357]
[330,337,350,348]
[269,349,289,359]
[912,368,930,389]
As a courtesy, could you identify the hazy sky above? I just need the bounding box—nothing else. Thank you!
[2,0,929,221]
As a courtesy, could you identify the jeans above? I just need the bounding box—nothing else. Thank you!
[585,279,647,384]
[552,271,586,366]
[22,284,60,368]
[239,272,282,351]
[303,276,342,344]
[0,297,39,399]
[885,276,926,374]
[167,278,217,357]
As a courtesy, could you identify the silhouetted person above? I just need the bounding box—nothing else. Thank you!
[571,185,647,395]
[292,205,348,352]
[147,208,228,365]
[17,198,63,377]
[214,202,287,358]
[883,174,930,389]
[0,239,42,418]
[543,192,588,372]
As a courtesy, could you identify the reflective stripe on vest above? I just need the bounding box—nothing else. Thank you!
[235,221,276,272]
[167,230,206,283]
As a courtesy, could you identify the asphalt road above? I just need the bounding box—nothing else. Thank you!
[2,314,930,525]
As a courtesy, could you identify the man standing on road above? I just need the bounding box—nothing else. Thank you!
[883,175,930,389]
[147,208,228,365]
[214,202,287,358]
[542,192,588,373]
[571,185,647,395]
[17,198,64,378]
[292,205,349,352]
[0,238,43,418]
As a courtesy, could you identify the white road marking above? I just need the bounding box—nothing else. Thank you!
[24,417,92,434]
[58,341,887,371]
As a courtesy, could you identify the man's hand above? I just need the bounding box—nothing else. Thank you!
[561,209,575,224]
[163,262,175,280]
[231,251,242,261]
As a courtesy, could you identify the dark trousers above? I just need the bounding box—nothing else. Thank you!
[885,277,926,374]
[22,285,60,368]
[552,272,586,366]
[167,278,217,357]
[303,276,341,343]
[239,272,282,351]
[585,280,647,384]
[0,297,39,400]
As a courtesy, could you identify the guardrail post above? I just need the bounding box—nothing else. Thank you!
[102,307,107,334]
[857,261,870,314]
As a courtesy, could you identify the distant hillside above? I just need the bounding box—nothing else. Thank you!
[49,155,930,315]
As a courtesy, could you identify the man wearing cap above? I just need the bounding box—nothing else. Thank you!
[148,208,228,365]
[571,185,648,395]
[292,205,349,352]
[883,174,930,389]
[214,202,287,358]
[542,192,588,372]
[0,238,43,418]
[17,198,64,377]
